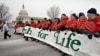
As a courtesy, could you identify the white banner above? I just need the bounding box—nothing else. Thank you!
[16,27,23,33]
[23,26,100,56]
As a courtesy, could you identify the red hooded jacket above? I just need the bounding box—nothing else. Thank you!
[85,16,100,34]
[85,20,97,34]
[37,21,49,29]
[77,19,87,31]
[49,21,58,31]
[65,19,78,30]
[94,16,100,32]
[58,16,69,27]
[30,21,37,28]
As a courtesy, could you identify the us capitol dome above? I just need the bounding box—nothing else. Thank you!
[16,4,30,23]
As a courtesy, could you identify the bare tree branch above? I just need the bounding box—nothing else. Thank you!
[0,3,11,21]
[47,5,60,19]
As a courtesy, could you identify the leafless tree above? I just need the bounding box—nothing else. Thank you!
[47,5,60,19]
[0,3,11,21]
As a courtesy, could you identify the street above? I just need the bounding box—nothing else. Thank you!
[0,28,70,56]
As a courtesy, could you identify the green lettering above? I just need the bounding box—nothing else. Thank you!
[44,34,48,39]
[38,30,48,39]
[40,33,44,38]
[55,36,62,45]
[26,28,32,35]
[71,40,81,51]
[38,30,42,37]
[54,32,59,38]
[61,32,67,46]
[61,38,65,46]
[65,32,75,48]
[54,32,62,45]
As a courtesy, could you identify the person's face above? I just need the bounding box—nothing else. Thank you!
[79,16,86,21]
[71,16,76,20]
[61,15,65,19]
[31,19,33,22]
[87,13,96,20]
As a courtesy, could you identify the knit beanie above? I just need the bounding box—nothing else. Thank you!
[87,8,97,14]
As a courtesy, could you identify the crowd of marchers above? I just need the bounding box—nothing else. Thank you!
[15,8,100,39]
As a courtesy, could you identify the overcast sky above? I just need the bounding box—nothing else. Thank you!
[0,0,100,21]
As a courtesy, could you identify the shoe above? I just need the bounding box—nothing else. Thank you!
[94,34,100,38]
[88,35,92,39]
[9,35,11,38]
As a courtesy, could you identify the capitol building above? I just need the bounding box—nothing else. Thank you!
[9,4,43,27]
[16,4,30,23]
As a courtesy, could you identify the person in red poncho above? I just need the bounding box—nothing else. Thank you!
[30,18,37,28]
[65,13,78,32]
[47,19,53,31]
[36,20,41,28]
[49,18,60,31]
[37,18,49,30]
[58,14,69,31]
[76,12,88,34]
[37,20,43,29]
[87,8,100,38]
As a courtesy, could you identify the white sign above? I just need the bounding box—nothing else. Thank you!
[16,27,23,33]
[24,26,100,56]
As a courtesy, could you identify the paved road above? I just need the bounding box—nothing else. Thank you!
[0,28,23,41]
[0,39,63,56]
[0,28,67,56]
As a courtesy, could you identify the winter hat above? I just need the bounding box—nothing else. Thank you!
[79,12,85,17]
[71,13,78,19]
[44,18,47,20]
[31,18,34,20]
[87,8,97,14]
[62,14,66,16]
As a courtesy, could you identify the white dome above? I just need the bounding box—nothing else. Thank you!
[16,4,30,23]
[18,9,28,17]
[18,4,29,17]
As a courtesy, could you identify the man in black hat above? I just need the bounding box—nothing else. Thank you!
[87,8,100,38]
[87,8,97,20]
[65,13,78,32]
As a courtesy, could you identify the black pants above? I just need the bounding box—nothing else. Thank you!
[4,31,11,39]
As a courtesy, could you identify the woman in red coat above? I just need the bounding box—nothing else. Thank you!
[58,14,69,31]
[76,12,88,34]
[37,18,49,30]
[65,13,78,32]
[30,18,37,28]
[49,18,59,31]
